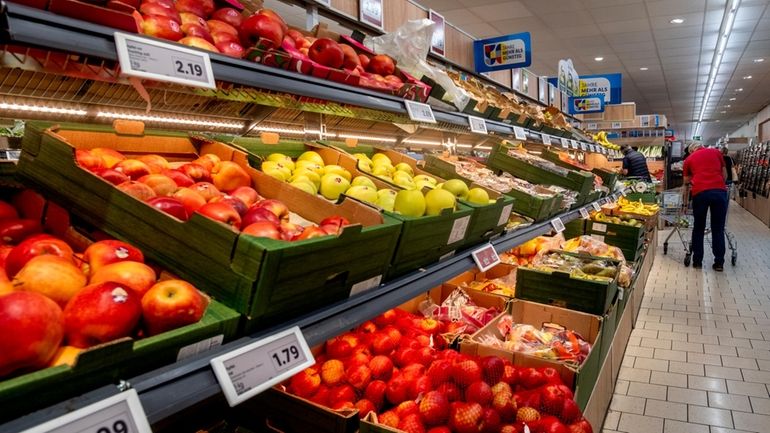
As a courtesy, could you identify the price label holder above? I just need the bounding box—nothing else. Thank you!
[579,208,590,219]
[114,33,216,89]
[621,188,628,197]
[551,217,566,233]
[405,100,437,124]
[560,138,569,149]
[20,389,152,433]
[580,142,587,151]
[468,116,488,134]
[513,126,527,141]
[570,140,579,149]
[592,202,602,212]
[541,134,551,145]
[211,326,314,407]
[471,243,501,272]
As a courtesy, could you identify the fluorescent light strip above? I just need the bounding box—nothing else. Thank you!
[97,111,242,129]
[0,102,88,116]
[697,0,740,124]
[456,144,473,149]
[337,133,397,143]
[402,139,443,146]
[476,146,493,151]
[255,126,307,135]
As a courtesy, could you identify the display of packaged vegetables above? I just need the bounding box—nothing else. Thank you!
[459,274,517,297]
[530,252,618,282]
[505,211,534,230]
[449,160,558,198]
[562,236,627,262]
[501,234,565,266]
[548,186,579,209]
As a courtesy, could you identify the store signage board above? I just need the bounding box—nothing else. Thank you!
[568,95,605,114]
[541,134,551,145]
[114,33,216,90]
[547,59,580,97]
[513,126,527,140]
[472,243,501,272]
[405,101,437,123]
[211,326,314,407]
[473,31,531,73]
[359,0,383,29]
[551,218,566,233]
[20,390,152,433]
[429,10,445,57]
[468,115,488,134]
[578,73,622,104]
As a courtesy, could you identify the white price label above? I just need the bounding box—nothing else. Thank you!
[177,334,224,361]
[447,215,471,245]
[587,123,597,130]
[579,208,590,219]
[498,203,513,227]
[592,202,602,211]
[560,138,569,149]
[349,274,382,297]
[611,121,622,129]
[471,243,501,272]
[580,142,587,151]
[405,100,437,123]
[570,140,579,149]
[541,134,551,145]
[114,33,215,89]
[592,222,607,233]
[513,126,527,141]
[468,116,488,134]
[591,233,605,242]
[211,326,314,407]
[551,218,566,233]
[439,250,456,261]
[621,188,629,197]
[20,389,152,433]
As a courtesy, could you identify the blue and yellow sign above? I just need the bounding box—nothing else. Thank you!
[473,32,531,73]
[568,95,605,114]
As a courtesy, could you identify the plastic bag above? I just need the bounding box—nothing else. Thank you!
[366,19,471,110]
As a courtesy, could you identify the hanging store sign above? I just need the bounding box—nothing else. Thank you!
[568,95,605,114]
[547,58,580,97]
[360,0,383,30]
[579,73,622,104]
[429,10,445,57]
[473,32,532,73]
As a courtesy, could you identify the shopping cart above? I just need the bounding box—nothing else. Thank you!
[660,187,738,266]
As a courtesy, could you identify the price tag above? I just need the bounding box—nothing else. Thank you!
[114,33,216,89]
[587,123,597,130]
[621,188,629,197]
[592,202,602,212]
[551,217,566,233]
[471,243,501,272]
[20,389,152,433]
[439,250,456,261]
[580,142,588,151]
[513,126,527,141]
[497,203,513,227]
[447,215,471,245]
[579,208,590,219]
[211,326,314,407]
[541,134,551,145]
[611,121,622,129]
[468,116,488,134]
[570,140,579,149]
[349,274,382,297]
[592,222,608,233]
[405,100,437,123]
[177,334,224,361]
[560,138,569,149]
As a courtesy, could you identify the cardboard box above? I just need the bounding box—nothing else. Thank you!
[461,300,603,409]
[442,262,517,298]
[19,122,402,331]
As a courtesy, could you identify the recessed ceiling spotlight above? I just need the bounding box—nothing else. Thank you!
[736,88,743,91]
[729,97,736,101]
[639,67,648,70]
[721,111,727,113]
[670,18,685,24]
[716,120,720,122]
[726,104,732,107]
[754,58,765,63]
[594,57,604,61]
[743,75,752,79]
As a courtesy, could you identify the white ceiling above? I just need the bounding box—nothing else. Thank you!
[417,0,770,142]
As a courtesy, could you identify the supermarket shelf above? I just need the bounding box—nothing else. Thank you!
[0,3,608,154]
[1,191,623,432]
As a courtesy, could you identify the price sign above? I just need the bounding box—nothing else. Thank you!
[541,134,551,145]
[611,121,622,129]
[468,116,488,134]
[580,142,588,151]
[447,215,471,245]
[20,390,152,433]
[570,140,579,149]
[211,326,314,407]
[114,33,215,89]
[579,208,590,219]
[587,123,597,130]
[551,217,566,233]
[621,188,629,197]
[560,138,569,149]
[513,126,527,141]
[592,222,607,233]
[472,243,501,272]
[592,202,602,212]
[498,203,513,227]
[405,100,437,123]
[349,274,382,297]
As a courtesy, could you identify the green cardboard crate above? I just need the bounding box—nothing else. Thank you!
[18,122,402,331]
[564,218,586,240]
[586,219,645,262]
[422,154,560,222]
[599,295,619,364]
[592,168,618,190]
[515,250,621,315]
[626,192,657,203]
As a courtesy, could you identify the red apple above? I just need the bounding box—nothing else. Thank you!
[13,255,87,307]
[189,182,221,201]
[258,8,288,34]
[211,161,251,191]
[95,168,130,185]
[319,215,350,236]
[147,196,190,220]
[207,19,238,37]
[76,149,106,172]
[358,54,370,69]
[182,23,214,43]
[140,2,181,22]
[143,0,175,9]
[367,54,396,76]
[0,200,18,220]
[114,159,152,180]
[179,36,219,52]
[117,181,157,201]
[339,44,361,70]
[228,186,261,207]
[286,29,305,44]
[162,169,195,187]
[137,154,170,174]
[138,174,178,196]
[192,154,221,171]
[179,12,208,28]
[0,219,43,245]
[385,75,403,87]
[215,41,244,57]
[212,32,240,45]
[141,14,184,41]
[209,195,247,216]
[242,221,281,239]
[90,148,126,168]
[5,234,75,277]
[141,279,209,335]
[174,0,214,18]
[255,199,289,222]
[294,225,328,241]
[179,163,211,183]
[172,187,207,215]
[83,240,144,275]
[63,282,142,348]
[197,202,241,229]
[242,206,279,226]
[211,7,243,28]
[89,260,157,297]
[279,221,303,241]
[0,292,64,376]
[240,13,284,49]
[309,38,344,68]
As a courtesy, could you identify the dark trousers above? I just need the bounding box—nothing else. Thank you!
[691,189,728,266]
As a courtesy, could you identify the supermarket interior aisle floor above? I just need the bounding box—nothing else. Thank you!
[603,202,770,433]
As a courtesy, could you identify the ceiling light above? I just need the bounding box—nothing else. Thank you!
[670,18,685,24]
[476,146,493,151]
[726,105,731,107]
[402,139,443,146]
[754,58,765,63]
[696,0,740,124]
[736,88,743,91]
[0,102,88,116]
[639,67,648,71]
[721,111,727,113]
[729,97,736,101]
[594,57,604,62]
[456,144,473,149]
[743,75,752,79]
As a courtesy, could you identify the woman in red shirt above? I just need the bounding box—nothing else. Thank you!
[683,143,728,271]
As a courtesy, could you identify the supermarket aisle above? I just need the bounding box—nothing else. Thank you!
[604,203,770,433]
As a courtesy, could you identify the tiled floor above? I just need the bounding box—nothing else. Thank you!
[603,203,770,433]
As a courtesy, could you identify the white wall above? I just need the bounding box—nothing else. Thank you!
[732,103,770,139]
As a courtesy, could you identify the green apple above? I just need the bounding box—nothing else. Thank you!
[435,182,444,190]
[351,176,376,188]
[466,187,490,205]
[295,160,324,175]
[394,189,426,217]
[297,151,324,165]
[425,188,456,216]
[371,153,392,166]
[290,169,321,188]
[393,176,417,190]
[442,179,469,199]
[394,163,414,177]
[415,180,436,191]
[267,153,295,171]
[353,153,372,163]
[413,174,437,185]
[291,179,317,195]
[323,164,351,181]
[376,188,397,212]
[372,165,393,178]
[261,160,292,179]
[358,159,373,173]
[393,171,413,184]
[345,185,378,204]
[320,173,351,200]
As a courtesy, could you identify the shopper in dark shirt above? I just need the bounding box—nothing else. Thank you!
[621,145,652,181]
[722,147,735,185]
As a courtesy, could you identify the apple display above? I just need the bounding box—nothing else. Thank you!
[207,19,238,37]
[89,148,126,168]
[6,234,75,277]
[172,187,208,215]
[189,182,221,201]
[174,0,214,19]
[228,186,261,207]
[309,38,344,69]
[367,54,396,76]
[294,226,328,241]
[75,149,105,172]
[179,36,220,53]
[209,195,247,216]
[162,169,195,187]
[216,40,245,57]
[137,154,170,174]
[113,159,152,180]
[255,199,289,222]
[146,197,190,221]
[0,292,64,376]
[211,161,251,191]
[117,181,157,201]
[138,174,178,197]
[95,168,130,186]
[0,219,43,245]
[83,240,144,274]
[339,44,361,71]
[241,205,279,227]
[242,221,281,239]
[13,255,87,307]
[196,202,242,229]
[141,15,184,41]
[179,12,208,28]
[212,31,240,45]
[240,13,284,49]
[181,23,214,43]
[63,282,142,348]
[141,279,209,336]
[211,7,243,28]
[257,9,288,34]
[140,2,181,22]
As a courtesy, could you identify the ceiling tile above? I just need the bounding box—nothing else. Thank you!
[650,12,706,29]
[438,8,483,25]
[654,25,706,39]
[646,0,707,17]
[599,18,651,34]
[590,3,648,22]
[467,1,533,21]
